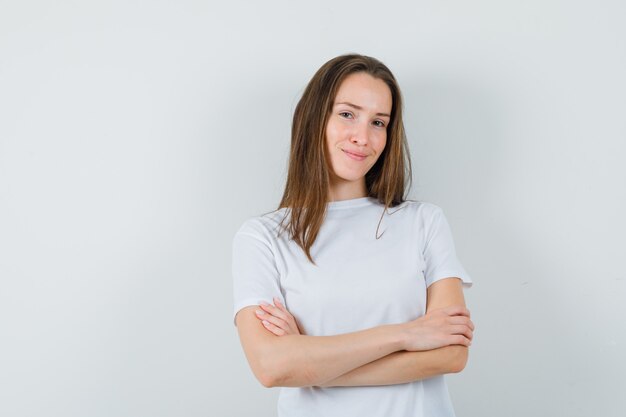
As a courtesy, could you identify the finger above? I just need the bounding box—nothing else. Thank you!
[450,334,471,347]
[273,297,286,310]
[259,303,290,322]
[450,324,473,341]
[256,309,289,331]
[255,307,281,323]
[273,299,295,322]
[449,316,475,331]
[259,318,283,336]
[261,319,285,336]
[444,305,470,317]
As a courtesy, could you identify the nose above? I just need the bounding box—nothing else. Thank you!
[349,120,370,146]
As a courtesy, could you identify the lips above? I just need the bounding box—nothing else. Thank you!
[342,148,369,158]
[341,149,367,162]
[343,149,367,157]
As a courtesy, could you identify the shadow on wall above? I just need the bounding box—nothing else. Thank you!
[402,75,623,416]
[402,76,503,211]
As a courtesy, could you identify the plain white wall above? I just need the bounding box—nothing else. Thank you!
[1,1,624,416]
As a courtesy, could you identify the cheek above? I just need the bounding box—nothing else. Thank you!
[325,120,341,142]
[324,125,339,162]
[375,133,387,154]
[324,129,334,153]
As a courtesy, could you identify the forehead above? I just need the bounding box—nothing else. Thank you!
[333,72,392,113]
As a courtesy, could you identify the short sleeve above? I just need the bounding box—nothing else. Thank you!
[422,204,473,289]
[231,219,285,327]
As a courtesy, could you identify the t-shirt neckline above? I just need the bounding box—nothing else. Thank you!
[326,196,377,210]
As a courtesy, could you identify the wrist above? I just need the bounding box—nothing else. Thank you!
[387,323,408,351]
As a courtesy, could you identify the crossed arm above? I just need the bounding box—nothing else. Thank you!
[315,277,470,387]
[235,277,472,388]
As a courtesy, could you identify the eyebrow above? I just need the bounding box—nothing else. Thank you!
[335,101,391,118]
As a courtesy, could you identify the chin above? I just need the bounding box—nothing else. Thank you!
[334,170,367,182]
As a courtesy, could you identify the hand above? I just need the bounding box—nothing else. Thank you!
[401,305,474,351]
[255,297,302,336]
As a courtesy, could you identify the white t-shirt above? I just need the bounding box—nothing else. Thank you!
[232,196,473,417]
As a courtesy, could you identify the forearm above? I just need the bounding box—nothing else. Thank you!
[316,345,469,387]
[241,278,474,389]
[259,323,405,388]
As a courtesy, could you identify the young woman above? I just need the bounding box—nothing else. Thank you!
[232,54,474,417]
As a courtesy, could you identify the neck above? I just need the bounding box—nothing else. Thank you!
[328,179,367,202]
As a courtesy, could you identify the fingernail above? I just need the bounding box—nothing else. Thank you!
[262,320,269,326]
[259,301,270,307]
[255,309,264,315]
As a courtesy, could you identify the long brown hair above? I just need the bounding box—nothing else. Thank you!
[276,53,412,264]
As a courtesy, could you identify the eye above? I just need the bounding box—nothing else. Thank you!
[339,111,353,119]
[373,120,386,128]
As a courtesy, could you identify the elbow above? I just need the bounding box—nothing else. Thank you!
[254,353,316,388]
[448,345,469,374]
[258,372,276,388]
[252,348,298,388]
[245,337,315,388]
[252,354,282,388]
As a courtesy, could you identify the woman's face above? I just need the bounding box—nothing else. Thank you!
[325,72,392,195]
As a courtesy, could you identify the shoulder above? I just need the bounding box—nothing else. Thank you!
[234,208,290,242]
[392,200,451,240]
[396,199,445,221]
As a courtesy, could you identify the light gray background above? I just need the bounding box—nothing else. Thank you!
[1,1,624,416]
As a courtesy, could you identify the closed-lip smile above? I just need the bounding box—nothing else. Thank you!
[342,149,367,158]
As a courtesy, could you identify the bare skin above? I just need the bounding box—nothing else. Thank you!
[256,298,474,349]
[325,72,391,201]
